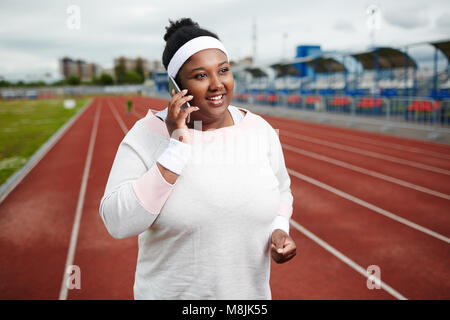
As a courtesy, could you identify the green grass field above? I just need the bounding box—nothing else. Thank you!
[0,98,88,186]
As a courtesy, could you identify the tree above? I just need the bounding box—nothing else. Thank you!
[91,75,99,85]
[114,61,126,84]
[99,73,114,85]
[135,58,145,81]
[66,75,81,85]
[0,79,11,87]
[125,71,143,84]
[51,79,67,86]
[26,81,46,87]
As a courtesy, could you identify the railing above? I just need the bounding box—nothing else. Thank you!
[0,85,148,99]
[233,92,450,140]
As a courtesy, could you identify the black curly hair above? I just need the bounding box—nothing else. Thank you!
[162,18,219,74]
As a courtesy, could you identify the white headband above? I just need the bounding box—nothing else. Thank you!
[167,36,229,78]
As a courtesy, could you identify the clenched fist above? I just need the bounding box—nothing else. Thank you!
[271,229,296,264]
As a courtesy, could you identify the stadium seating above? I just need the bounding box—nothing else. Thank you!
[356,97,383,115]
[404,100,441,122]
[305,95,321,104]
[406,100,439,112]
[287,94,301,108]
[234,93,250,103]
[328,96,351,112]
[267,93,279,106]
[254,93,266,103]
[357,97,383,108]
[304,95,321,110]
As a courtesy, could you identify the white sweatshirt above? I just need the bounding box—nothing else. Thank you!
[99,105,293,299]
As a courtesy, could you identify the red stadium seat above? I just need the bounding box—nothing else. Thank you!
[305,95,321,104]
[287,94,301,103]
[255,94,266,102]
[357,97,382,108]
[330,96,350,107]
[267,94,279,102]
[406,100,440,112]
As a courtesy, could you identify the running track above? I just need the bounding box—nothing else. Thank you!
[0,96,449,300]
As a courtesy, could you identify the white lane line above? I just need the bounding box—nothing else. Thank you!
[59,102,101,300]
[289,219,408,300]
[287,168,450,244]
[270,119,450,160]
[108,100,129,134]
[325,132,450,161]
[281,130,450,176]
[132,110,144,118]
[282,143,450,200]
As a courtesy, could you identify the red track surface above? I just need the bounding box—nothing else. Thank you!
[0,96,449,300]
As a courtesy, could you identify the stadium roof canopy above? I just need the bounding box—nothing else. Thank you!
[351,47,416,70]
[270,63,302,76]
[303,56,347,73]
[269,54,346,76]
[429,40,450,61]
[244,67,267,78]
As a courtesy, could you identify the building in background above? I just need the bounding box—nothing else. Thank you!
[113,57,166,76]
[59,57,102,82]
[114,57,149,76]
[147,60,165,74]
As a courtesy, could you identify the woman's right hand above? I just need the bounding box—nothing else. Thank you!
[165,89,199,144]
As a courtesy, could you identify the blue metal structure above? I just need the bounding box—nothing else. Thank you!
[153,72,168,92]
[294,45,322,78]
[155,39,449,102]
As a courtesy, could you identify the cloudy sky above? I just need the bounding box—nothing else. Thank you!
[0,0,449,81]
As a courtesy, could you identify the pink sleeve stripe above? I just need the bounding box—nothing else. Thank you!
[278,201,293,219]
[132,164,175,214]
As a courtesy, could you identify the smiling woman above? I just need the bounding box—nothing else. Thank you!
[177,48,235,130]
[100,18,296,300]
[162,18,235,131]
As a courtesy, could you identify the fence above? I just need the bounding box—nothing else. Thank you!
[233,92,450,140]
[0,85,148,99]
[234,92,450,126]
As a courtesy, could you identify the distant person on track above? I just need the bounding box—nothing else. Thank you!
[126,99,133,114]
[100,18,296,299]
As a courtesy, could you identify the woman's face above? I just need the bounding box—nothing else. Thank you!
[177,48,234,126]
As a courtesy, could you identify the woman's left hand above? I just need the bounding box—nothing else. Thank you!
[271,229,296,264]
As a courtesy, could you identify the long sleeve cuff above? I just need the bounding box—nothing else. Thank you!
[132,164,175,215]
[156,138,192,175]
[271,215,290,235]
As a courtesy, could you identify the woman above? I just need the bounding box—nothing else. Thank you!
[100,18,296,299]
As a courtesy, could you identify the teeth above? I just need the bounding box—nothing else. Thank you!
[208,95,222,100]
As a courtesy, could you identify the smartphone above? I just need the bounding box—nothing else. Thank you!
[168,76,191,123]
